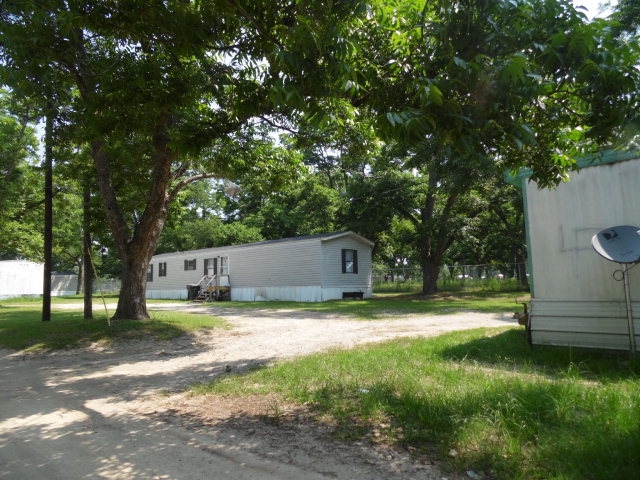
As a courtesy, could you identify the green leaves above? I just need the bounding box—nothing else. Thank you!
[499,53,528,84]
[0,94,43,260]
[418,82,444,107]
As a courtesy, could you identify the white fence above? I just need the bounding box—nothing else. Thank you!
[0,260,121,299]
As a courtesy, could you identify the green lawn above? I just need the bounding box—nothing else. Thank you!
[214,291,530,318]
[0,295,227,352]
[193,327,640,480]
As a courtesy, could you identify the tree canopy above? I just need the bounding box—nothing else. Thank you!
[0,92,42,260]
[361,0,639,186]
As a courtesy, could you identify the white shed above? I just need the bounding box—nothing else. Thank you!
[514,151,640,352]
[146,231,374,302]
[0,260,44,300]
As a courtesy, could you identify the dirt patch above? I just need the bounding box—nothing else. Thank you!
[0,304,516,479]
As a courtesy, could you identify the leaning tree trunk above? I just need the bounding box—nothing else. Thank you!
[77,260,84,295]
[514,249,530,290]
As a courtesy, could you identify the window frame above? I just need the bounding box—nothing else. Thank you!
[341,249,358,274]
[159,262,167,277]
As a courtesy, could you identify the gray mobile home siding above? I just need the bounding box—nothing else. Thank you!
[220,237,324,301]
[321,236,372,287]
[146,232,373,302]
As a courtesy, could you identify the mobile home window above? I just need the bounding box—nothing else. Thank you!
[341,249,358,274]
[184,259,197,271]
[146,264,154,282]
[159,262,167,277]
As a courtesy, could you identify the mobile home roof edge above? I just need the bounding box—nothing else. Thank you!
[504,148,640,186]
[151,231,373,258]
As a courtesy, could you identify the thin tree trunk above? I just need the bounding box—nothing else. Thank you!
[83,178,93,319]
[77,260,84,295]
[515,252,530,290]
[42,101,54,322]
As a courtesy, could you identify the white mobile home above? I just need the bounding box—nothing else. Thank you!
[0,262,92,298]
[0,260,44,300]
[146,231,374,302]
[514,151,640,352]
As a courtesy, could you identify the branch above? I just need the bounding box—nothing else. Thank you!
[256,115,299,135]
[171,162,190,180]
[394,203,421,229]
[169,173,220,202]
[92,140,131,250]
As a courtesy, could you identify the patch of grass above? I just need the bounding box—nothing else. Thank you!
[0,303,227,353]
[218,291,529,319]
[194,328,640,480]
[4,294,183,307]
[374,277,526,294]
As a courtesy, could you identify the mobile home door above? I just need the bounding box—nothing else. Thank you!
[204,258,217,276]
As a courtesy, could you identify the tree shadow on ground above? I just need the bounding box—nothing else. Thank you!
[437,328,640,381]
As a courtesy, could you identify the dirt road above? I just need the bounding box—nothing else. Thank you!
[0,304,516,479]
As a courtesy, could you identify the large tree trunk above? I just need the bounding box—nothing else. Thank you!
[421,255,440,295]
[113,253,151,320]
[419,171,444,296]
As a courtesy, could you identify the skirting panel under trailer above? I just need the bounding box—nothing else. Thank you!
[530,298,639,352]
[147,286,372,302]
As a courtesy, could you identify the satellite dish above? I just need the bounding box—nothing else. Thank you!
[591,225,640,357]
[591,225,640,264]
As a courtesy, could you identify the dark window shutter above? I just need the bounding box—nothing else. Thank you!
[353,250,358,274]
[341,249,347,273]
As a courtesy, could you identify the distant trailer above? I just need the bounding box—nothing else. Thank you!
[0,260,44,300]
[146,231,374,302]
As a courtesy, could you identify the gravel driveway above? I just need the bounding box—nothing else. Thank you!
[0,303,516,480]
